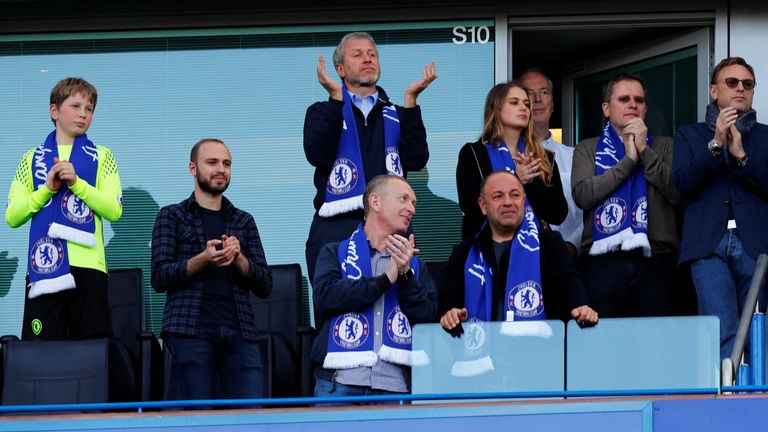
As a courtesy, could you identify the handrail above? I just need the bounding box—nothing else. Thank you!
[722,358,734,392]
[0,388,719,414]
[727,254,768,381]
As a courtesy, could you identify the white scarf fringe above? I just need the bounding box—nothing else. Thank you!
[28,273,76,299]
[589,226,634,256]
[322,351,378,370]
[622,232,651,257]
[48,223,96,247]
[318,195,364,217]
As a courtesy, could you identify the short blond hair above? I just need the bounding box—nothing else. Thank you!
[50,77,98,125]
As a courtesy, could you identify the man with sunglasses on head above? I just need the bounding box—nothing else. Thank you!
[572,73,681,318]
[673,57,768,360]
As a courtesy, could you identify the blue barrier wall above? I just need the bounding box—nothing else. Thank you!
[3,395,768,431]
[654,398,768,431]
[0,400,654,432]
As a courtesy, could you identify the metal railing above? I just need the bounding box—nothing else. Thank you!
[723,253,768,391]
[0,388,720,414]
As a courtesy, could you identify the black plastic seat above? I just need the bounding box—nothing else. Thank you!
[108,268,163,401]
[0,268,158,406]
[1,337,109,406]
[250,263,308,398]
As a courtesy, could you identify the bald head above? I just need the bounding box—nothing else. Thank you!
[479,170,526,237]
[480,170,523,199]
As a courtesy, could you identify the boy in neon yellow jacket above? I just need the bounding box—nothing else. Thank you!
[6,77,122,340]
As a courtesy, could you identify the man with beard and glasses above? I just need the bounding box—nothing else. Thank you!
[151,138,272,401]
[303,31,437,282]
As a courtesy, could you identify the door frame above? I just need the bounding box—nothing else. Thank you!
[506,12,713,145]
[561,28,711,145]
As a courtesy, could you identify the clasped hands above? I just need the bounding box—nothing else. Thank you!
[512,152,545,184]
[714,106,746,159]
[45,157,79,192]
[621,118,649,162]
[385,233,419,283]
[203,234,242,267]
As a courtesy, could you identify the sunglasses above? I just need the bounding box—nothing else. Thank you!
[720,77,756,90]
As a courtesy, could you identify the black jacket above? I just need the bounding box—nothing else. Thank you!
[303,88,430,280]
[310,241,438,366]
[304,87,429,211]
[439,224,590,322]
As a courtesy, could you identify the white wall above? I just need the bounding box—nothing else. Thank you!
[729,1,768,113]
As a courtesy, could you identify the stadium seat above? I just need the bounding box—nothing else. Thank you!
[108,268,163,401]
[1,337,110,406]
[251,263,314,399]
[0,268,159,406]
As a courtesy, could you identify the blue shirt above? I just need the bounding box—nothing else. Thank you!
[335,245,408,392]
[348,90,378,120]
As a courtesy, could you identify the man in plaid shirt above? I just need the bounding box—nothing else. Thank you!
[151,138,272,401]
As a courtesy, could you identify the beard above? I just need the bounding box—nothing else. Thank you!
[347,71,380,87]
[197,172,229,195]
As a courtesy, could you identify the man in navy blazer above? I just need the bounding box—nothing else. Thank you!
[673,57,768,359]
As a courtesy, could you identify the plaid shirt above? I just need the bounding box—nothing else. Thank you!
[151,193,272,339]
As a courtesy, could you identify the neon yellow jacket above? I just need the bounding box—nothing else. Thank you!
[6,145,123,273]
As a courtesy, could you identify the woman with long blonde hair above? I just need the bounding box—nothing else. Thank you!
[456,81,567,239]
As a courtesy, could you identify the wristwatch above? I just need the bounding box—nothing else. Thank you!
[708,139,722,157]
[736,153,749,168]
[400,268,415,281]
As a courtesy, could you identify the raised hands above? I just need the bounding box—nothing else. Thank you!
[45,156,79,192]
[715,107,746,158]
[618,118,647,162]
[714,106,739,144]
[316,55,343,102]
[403,61,438,108]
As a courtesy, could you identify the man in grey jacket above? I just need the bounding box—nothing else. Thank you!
[571,73,681,318]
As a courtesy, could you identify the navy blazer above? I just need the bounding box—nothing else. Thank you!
[673,122,768,262]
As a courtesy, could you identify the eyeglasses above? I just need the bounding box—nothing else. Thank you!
[720,77,756,90]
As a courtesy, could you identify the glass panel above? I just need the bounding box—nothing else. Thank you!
[566,316,720,391]
[412,321,565,397]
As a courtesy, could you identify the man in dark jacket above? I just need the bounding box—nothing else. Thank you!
[303,31,437,281]
[440,170,597,332]
[312,175,437,405]
[673,57,768,359]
